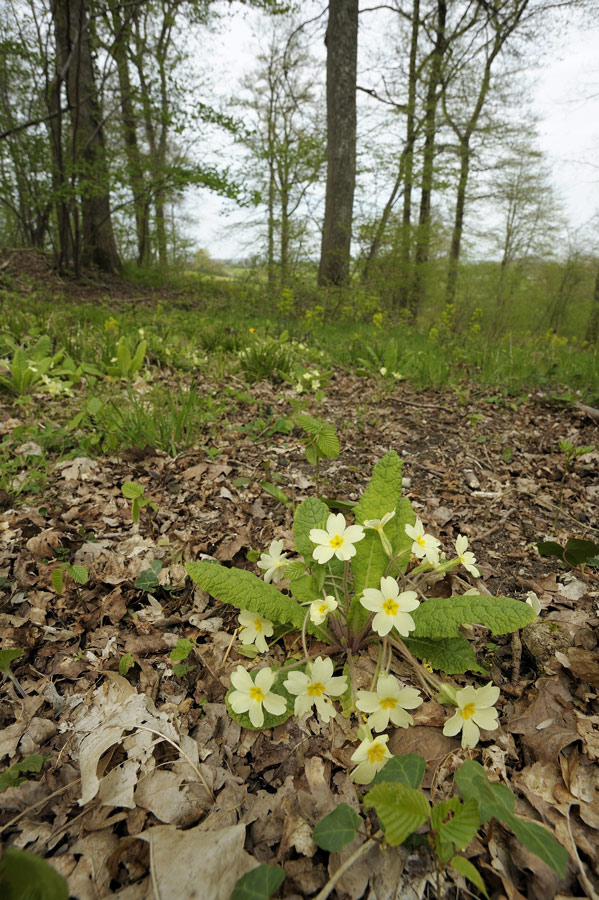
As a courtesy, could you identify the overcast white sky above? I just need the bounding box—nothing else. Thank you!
[187,6,599,261]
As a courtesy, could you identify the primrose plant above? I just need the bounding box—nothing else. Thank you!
[186,451,536,756]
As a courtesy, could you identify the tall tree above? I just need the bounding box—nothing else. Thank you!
[318,0,359,287]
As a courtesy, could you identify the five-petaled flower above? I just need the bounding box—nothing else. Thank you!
[356,674,422,732]
[257,540,288,584]
[228,666,286,728]
[442,682,500,748]
[455,535,480,577]
[237,609,274,653]
[350,734,392,784]
[309,513,365,564]
[405,518,441,565]
[360,576,419,637]
[284,656,347,723]
[309,595,338,626]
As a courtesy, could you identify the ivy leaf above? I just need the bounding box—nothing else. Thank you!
[411,595,536,639]
[231,864,286,900]
[371,754,426,789]
[0,847,69,900]
[450,855,489,898]
[0,648,23,673]
[186,561,320,636]
[312,803,363,851]
[364,783,430,846]
[293,496,329,561]
[403,635,487,674]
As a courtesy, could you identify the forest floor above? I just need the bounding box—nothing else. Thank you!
[1,271,599,899]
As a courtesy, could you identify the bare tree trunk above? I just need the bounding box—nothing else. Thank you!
[318,0,358,287]
[586,263,599,345]
[410,0,447,318]
[53,0,121,274]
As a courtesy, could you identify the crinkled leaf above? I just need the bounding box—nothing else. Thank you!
[0,847,68,900]
[289,574,320,605]
[186,561,320,636]
[69,564,88,585]
[284,560,307,582]
[293,496,329,560]
[312,803,363,851]
[433,797,480,850]
[0,755,46,793]
[231,864,286,900]
[371,754,426,789]
[403,635,487,674]
[121,481,144,500]
[315,424,340,459]
[51,567,64,593]
[364,783,430,846]
[295,413,323,436]
[0,648,23,673]
[411,596,535,639]
[450,855,489,898]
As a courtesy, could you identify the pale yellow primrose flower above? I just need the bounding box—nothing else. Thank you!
[442,682,500,749]
[229,666,286,728]
[405,518,441,565]
[309,513,365,564]
[364,510,395,557]
[309,595,338,626]
[284,656,347,723]
[257,539,288,584]
[350,734,392,784]
[237,609,274,653]
[455,534,480,577]
[360,576,419,637]
[526,591,541,616]
[356,674,423,732]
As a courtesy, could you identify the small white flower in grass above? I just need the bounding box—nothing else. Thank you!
[237,609,274,653]
[350,734,392,784]
[229,665,287,728]
[526,591,541,616]
[455,534,480,577]
[356,674,423,732]
[360,576,419,637]
[442,682,500,749]
[309,595,338,626]
[311,379,320,390]
[405,518,441,565]
[379,366,387,376]
[257,539,288,584]
[309,513,365,564]
[284,656,347,723]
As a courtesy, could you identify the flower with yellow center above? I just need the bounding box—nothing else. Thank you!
[364,510,395,557]
[455,535,480,577]
[359,576,419,637]
[356,674,422,732]
[309,513,365,564]
[309,595,338,626]
[257,540,289,584]
[350,734,392,784]
[237,609,274,653]
[405,518,441,565]
[284,656,347,723]
[442,682,500,748]
[228,665,287,728]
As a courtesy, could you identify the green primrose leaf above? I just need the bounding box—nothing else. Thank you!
[403,635,487,674]
[289,574,321,605]
[450,855,489,898]
[186,561,320,636]
[411,595,536,639]
[284,560,308,582]
[364,783,430,846]
[455,761,569,877]
[293,496,329,560]
[0,755,46,793]
[0,648,23,673]
[0,847,69,900]
[371,754,426,789]
[231,863,286,900]
[312,803,363,851]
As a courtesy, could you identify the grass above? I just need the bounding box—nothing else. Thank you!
[0,272,597,504]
